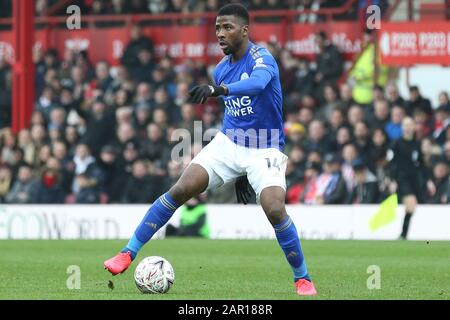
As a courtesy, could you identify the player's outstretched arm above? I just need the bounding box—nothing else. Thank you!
[188,68,272,104]
[226,68,272,96]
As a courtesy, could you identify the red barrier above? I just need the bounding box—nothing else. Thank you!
[0,22,362,65]
[379,22,450,66]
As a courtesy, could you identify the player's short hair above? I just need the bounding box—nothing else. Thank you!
[217,3,249,25]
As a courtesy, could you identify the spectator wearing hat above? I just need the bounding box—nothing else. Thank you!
[305,153,347,204]
[350,159,379,204]
[285,123,306,153]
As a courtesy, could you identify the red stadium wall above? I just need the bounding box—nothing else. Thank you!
[0,22,363,65]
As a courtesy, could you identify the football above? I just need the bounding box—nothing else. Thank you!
[134,256,175,294]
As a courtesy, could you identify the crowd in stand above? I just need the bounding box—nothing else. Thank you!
[1,11,450,205]
[1,0,381,21]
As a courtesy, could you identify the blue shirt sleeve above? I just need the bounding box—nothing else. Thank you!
[226,53,276,96]
[226,69,272,96]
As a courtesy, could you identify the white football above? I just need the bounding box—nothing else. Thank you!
[134,256,175,294]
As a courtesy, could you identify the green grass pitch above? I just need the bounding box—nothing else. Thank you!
[0,239,448,300]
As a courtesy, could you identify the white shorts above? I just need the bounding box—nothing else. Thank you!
[191,131,288,204]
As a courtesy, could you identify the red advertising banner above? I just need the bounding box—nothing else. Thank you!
[379,22,450,66]
[0,22,362,65]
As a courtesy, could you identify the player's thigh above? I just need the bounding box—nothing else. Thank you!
[169,163,209,204]
[191,132,241,191]
[246,148,288,204]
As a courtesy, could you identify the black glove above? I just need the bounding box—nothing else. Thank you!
[188,84,227,104]
[235,175,253,205]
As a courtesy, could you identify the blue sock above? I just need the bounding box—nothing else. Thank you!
[273,215,310,282]
[122,192,180,260]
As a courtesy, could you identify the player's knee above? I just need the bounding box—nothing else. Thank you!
[168,183,191,204]
[263,200,286,225]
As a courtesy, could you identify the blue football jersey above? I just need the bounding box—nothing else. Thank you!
[213,41,284,150]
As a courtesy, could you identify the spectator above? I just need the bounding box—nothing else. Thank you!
[5,165,38,204]
[293,58,315,97]
[334,126,353,152]
[75,173,100,204]
[386,82,405,107]
[339,83,355,111]
[341,143,359,193]
[350,159,379,204]
[72,143,98,193]
[97,145,126,203]
[121,159,162,203]
[314,153,347,204]
[0,165,12,203]
[433,105,450,145]
[437,91,450,111]
[313,31,343,101]
[443,141,450,165]
[368,99,390,130]
[406,85,433,117]
[329,108,347,137]
[300,161,322,204]
[121,25,155,71]
[142,123,171,163]
[75,98,116,154]
[354,121,371,163]
[427,160,449,204]
[348,30,390,105]
[306,120,332,154]
[317,84,342,120]
[368,127,388,170]
[385,105,406,141]
[347,104,364,129]
[34,168,66,203]
[285,123,307,153]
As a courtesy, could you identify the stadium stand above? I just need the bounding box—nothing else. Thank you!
[0,0,449,205]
